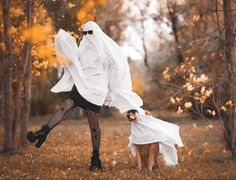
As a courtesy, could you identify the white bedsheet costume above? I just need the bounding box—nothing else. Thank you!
[51,21,183,167]
[128,108,184,166]
[52,21,143,112]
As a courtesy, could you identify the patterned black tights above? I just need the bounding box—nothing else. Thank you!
[46,99,75,129]
[86,109,101,151]
[45,99,101,152]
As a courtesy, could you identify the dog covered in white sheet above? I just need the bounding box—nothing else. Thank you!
[127,108,184,172]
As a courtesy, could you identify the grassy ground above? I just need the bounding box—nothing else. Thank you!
[0,111,236,179]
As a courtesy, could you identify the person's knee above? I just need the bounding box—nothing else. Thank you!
[59,99,75,112]
[87,109,99,116]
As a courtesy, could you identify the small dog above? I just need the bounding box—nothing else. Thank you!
[127,110,160,172]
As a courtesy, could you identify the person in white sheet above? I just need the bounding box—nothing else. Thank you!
[26,21,143,171]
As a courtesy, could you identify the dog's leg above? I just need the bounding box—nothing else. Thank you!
[135,145,142,171]
[148,144,156,172]
[155,143,160,169]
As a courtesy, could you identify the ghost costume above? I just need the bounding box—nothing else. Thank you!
[52,22,183,166]
[52,22,143,112]
[27,21,144,171]
[128,108,184,166]
[26,21,183,170]
[49,22,144,170]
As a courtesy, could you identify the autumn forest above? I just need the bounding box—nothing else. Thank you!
[1,0,236,179]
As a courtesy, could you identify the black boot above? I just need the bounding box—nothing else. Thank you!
[27,125,51,148]
[89,150,102,171]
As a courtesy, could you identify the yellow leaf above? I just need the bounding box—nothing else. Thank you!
[97,0,107,5]
[192,123,197,128]
[34,71,40,77]
[162,67,171,81]
[77,11,87,22]
[200,86,206,94]
[205,89,213,97]
[197,74,208,83]
[220,106,227,112]
[177,107,183,114]
[212,110,216,116]
[9,26,17,36]
[183,82,194,91]
[10,7,24,17]
[176,97,181,102]
[187,84,194,91]
[223,149,228,153]
[112,160,117,166]
[207,110,212,114]
[67,2,76,9]
[209,124,213,128]
[0,42,6,52]
[132,76,144,97]
[23,24,53,44]
[86,0,95,9]
[199,96,206,104]
[170,97,175,104]
[191,67,196,73]
[184,102,192,108]
[226,100,233,107]
[191,56,196,61]
[193,14,200,21]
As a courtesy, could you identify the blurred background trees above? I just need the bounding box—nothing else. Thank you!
[1,0,236,157]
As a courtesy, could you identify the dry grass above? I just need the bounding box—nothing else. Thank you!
[0,112,236,179]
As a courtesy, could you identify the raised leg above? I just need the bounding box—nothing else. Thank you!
[27,98,75,148]
[46,98,75,129]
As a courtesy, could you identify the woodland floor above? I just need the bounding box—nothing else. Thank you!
[0,111,236,179]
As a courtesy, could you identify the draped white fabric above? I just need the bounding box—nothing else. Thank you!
[52,21,143,112]
[82,21,143,112]
[128,108,184,166]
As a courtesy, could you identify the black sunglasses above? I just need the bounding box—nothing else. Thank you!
[82,30,93,35]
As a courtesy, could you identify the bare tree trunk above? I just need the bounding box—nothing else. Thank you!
[167,1,183,64]
[0,53,3,122]
[12,77,23,146]
[2,0,13,152]
[232,30,236,159]
[223,0,236,159]
[223,0,233,149]
[12,43,27,146]
[20,0,33,147]
[139,9,148,67]
[0,79,4,121]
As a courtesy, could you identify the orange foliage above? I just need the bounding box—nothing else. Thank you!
[23,24,53,44]
[0,42,6,52]
[76,0,107,26]
[5,0,108,78]
[132,77,144,97]
[10,7,24,17]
